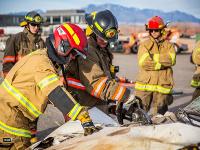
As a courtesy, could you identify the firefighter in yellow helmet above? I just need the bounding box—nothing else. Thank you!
[64,10,136,124]
[135,16,176,116]
[191,37,200,100]
[2,11,45,77]
[0,23,97,149]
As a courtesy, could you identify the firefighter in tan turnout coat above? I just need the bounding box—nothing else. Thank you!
[2,11,45,77]
[0,23,97,149]
[135,16,176,116]
[65,10,135,115]
[191,40,200,100]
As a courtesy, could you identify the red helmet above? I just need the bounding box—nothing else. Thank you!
[146,16,166,30]
[52,23,88,59]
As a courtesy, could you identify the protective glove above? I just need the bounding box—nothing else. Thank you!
[116,93,136,124]
[116,94,151,125]
[77,108,99,136]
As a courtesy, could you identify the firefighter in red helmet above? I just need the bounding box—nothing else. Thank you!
[0,23,97,149]
[135,16,176,117]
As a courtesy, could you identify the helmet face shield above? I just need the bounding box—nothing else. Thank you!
[71,48,87,60]
[57,40,72,56]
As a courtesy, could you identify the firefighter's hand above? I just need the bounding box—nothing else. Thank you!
[142,60,157,70]
[193,73,200,81]
[116,93,136,124]
[81,121,97,136]
[77,108,100,136]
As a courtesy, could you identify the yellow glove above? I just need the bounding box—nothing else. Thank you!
[77,108,99,136]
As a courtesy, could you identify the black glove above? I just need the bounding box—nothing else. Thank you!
[116,95,151,125]
[116,94,136,125]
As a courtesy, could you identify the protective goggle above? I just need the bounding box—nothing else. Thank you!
[104,28,118,39]
[25,15,42,23]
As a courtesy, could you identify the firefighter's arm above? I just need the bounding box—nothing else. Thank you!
[138,44,160,71]
[48,86,98,135]
[192,42,200,65]
[158,43,176,67]
[78,56,131,102]
[2,35,18,75]
[35,64,97,135]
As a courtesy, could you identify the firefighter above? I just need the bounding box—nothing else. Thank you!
[0,23,97,149]
[191,39,200,100]
[2,11,45,77]
[135,16,176,116]
[65,10,135,118]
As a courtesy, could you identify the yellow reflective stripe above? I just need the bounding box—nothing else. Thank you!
[68,103,82,121]
[169,52,176,65]
[155,63,161,70]
[153,54,159,63]
[37,74,59,90]
[94,21,103,32]
[0,120,31,138]
[72,34,80,45]
[139,53,149,66]
[1,80,42,118]
[63,23,74,35]
[191,79,200,87]
[196,48,200,53]
[91,12,97,20]
[25,16,33,21]
[153,54,161,70]
[135,82,172,94]
[63,23,80,45]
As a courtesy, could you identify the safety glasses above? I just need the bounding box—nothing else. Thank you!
[30,23,40,27]
[149,29,161,33]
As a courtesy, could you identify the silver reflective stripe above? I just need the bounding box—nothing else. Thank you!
[37,74,59,89]
[1,79,42,118]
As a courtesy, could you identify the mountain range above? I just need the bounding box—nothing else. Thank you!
[10,4,200,24]
[84,4,200,23]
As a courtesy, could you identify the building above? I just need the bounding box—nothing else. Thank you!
[44,9,85,25]
[0,9,85,27]
[0,14,24,26]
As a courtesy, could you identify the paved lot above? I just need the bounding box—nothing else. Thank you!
[0,51,195,138]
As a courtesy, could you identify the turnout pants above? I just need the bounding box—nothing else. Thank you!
[135,90,173,116]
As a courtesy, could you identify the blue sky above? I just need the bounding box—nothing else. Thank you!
[0,0,200,18]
